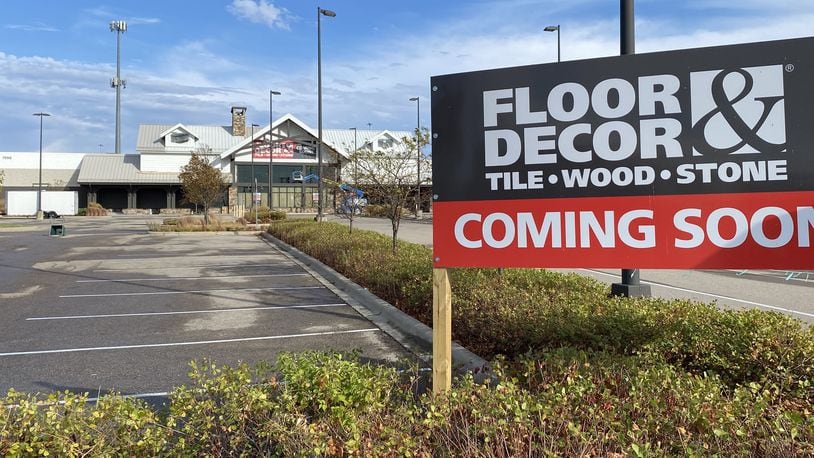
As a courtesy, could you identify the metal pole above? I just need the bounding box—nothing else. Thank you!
[38,114,43,218]
[268,90,274,208]
[412,97,421,218]
[269,91,280,210]
[612,0,650,298]
[34,113,48,220]
[115,27,121,154]
[317,8,333,221]
[557,25,561,62]
[110,21,126,154]
[251,123,256,216]
[317,7,323,220]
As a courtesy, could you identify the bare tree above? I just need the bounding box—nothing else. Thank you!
[331,147,368,234]
[179,147,227,225]
[351,129,429,253]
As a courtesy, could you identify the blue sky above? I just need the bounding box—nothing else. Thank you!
[1,0,811,153]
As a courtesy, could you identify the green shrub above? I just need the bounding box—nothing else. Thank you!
[76,208,87,216]
[363,204,406,218]
[0,390,169,456]
[267,220,814,402]
[244,206,286,224]
[4,353,808,456]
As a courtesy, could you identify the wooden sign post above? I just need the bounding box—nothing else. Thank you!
[432,268,452,394]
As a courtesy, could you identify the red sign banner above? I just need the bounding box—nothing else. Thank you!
[433,191,814,269]
[252,139,316,160]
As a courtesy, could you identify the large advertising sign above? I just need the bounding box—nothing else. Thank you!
[252,139,317,160]
[431,38,814,269]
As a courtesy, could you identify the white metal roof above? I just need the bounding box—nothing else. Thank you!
[137,124,246,154]
[77,154,180,184]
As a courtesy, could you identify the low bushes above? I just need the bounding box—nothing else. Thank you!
[147,216,249,232]
[2,353,811,456]
[267,220,814,403]
[243,206,286,223]
[363,204,406,218]
[84,202,107,216]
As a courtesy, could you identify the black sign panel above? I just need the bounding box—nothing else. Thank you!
[431,37,814,203]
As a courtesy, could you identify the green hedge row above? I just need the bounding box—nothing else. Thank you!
[267,220,813,402]
[2,353,811,456]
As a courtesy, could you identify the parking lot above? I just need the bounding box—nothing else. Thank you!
[0,216,412,400]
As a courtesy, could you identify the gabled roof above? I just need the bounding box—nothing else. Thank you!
[219,113,345,160]
[157,123,199,140]
[321,128,413,157]
[137,124,244,154]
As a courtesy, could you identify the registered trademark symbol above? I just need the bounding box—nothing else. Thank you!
[785,64,795,72]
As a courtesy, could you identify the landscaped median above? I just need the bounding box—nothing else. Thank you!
[1,219,811,456]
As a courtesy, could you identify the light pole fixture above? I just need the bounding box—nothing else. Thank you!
[409,96,422,218]
[269,90,281,210]
[544,24,560,62]
[33,112,51,220]
[110,20,127,154]
[317,6,336,221]
[98,143,103,153]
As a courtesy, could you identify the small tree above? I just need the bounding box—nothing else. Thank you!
[179,149,227,225]
[403,127,431,214]
[352,142,424,253]
[331,146,368,234]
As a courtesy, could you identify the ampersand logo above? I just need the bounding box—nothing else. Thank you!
[690,65,786,157]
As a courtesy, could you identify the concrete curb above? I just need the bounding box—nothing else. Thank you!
[259,232,489,376]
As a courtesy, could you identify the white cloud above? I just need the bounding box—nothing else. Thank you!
[4,23,59,32]
[227,0,290,30]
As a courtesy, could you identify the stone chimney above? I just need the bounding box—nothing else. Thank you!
[231,106,246,136]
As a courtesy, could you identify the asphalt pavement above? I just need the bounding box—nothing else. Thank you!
[0,215,414,399]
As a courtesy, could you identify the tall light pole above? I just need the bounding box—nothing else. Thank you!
[251,123,259,219]
[33,112,50,220]
[409,97,422,218]
[544,24,560,62]
[317,7,336,221]
[110,20,127,154]
[269,90,281,210]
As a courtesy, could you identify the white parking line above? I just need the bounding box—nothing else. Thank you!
[0,328,380,357]
[27,303,348,320]
[59,286,323,298]
[93,263,292,272]
[76,273,307,283]
[580,269,814,319]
